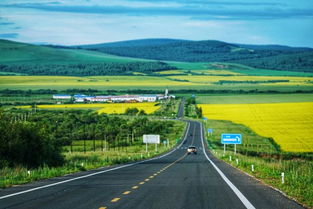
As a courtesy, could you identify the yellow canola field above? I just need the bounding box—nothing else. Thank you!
[199,102,313,152]
[20,103,160,114]
[97,103,160,114]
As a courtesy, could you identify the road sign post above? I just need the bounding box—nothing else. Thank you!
[207,128,213,136]
[221,134,242,154]
[143,135,160,153]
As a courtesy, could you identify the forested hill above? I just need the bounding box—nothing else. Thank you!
[78,39,313,72]
[77,38,185,48]
[0,39,176,76]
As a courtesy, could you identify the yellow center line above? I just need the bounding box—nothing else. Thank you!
[99,153,188,209]
[111,198,120,203]
[123,191,131,195]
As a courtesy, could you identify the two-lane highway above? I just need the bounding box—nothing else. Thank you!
[0,121,304,209]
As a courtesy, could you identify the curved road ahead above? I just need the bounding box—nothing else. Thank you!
[0,121,304,209]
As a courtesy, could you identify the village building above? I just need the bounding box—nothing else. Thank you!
[52,94,71,99]
[138,95,157,102]
[52,89,174,103]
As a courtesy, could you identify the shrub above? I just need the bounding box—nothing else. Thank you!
[0,112,64,168]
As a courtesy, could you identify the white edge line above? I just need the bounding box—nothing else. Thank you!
[0,122,190,200]
[199,122,256,209]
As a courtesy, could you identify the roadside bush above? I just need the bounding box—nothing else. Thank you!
[0,112,64,168]
[125,107,139,115]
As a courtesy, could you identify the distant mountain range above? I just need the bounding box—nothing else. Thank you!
[76,39,313,72]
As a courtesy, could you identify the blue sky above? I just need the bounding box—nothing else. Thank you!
[0,0,312,47]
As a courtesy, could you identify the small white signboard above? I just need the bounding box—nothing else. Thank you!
[143,135,160,144]
[143,135,160,152]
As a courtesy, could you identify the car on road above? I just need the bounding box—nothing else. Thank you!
[187,146,197,154]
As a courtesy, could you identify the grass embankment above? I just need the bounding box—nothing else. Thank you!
[196,93,313,104]
[204,119,313,208]
[0,120,186,188]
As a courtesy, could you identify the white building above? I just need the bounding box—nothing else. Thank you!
[111,95,139,102]
[89,96,110,102]
[138,95,157,102]
[74,94,93,102]
[53,95,71,99]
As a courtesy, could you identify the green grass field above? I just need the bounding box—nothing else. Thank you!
[196,93,313,104]
[167,62,313,76]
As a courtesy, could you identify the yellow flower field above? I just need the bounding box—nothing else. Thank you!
[97,103,160,114]
[19,103,160,114]
[199,102,313,152]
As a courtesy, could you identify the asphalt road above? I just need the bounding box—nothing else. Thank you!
[0,121,304,209]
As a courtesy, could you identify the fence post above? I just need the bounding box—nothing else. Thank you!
[84,138,86,154]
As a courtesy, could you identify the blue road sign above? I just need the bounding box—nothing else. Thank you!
[221,133,242,144]
[208,129,213,133]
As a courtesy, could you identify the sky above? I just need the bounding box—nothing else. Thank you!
[0,0,313,47]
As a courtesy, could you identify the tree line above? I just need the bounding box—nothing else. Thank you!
[0,61,176,76]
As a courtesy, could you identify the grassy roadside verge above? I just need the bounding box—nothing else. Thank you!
[0,120,186,188]
[203,119,313,209]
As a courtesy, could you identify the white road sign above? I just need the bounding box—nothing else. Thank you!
[143,135,160,144]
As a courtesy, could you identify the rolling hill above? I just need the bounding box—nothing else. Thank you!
[0,39,151,64]
[77,39,313,72]
[76,38,184,48]
[0,39,176,76]
[1,38,313,76]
